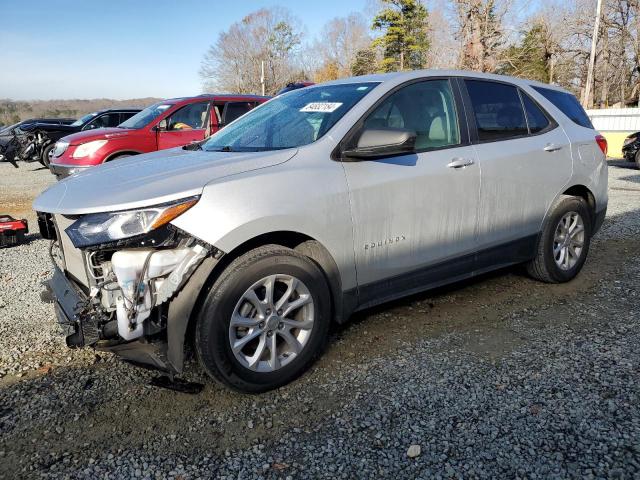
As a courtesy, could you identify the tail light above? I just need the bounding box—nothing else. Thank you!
[595,135,608,156]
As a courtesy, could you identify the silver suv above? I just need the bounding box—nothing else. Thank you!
[34,71,608,392]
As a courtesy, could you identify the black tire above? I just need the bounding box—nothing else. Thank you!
[107,153,132,162]
[195,245,331,393]
[635,150,640,169]
[41,143,55,168]
[526,195,592,283]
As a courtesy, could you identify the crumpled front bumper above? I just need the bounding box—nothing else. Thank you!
[48,265,96,347]
[47,265,176,371]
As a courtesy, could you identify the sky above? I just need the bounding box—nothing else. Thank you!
[0,0,370,100]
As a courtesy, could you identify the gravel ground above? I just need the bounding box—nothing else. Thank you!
[0,160,639,479]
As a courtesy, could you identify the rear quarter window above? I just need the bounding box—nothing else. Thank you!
[532,87,593,129]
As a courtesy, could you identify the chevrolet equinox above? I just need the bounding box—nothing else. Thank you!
[34,71,608,392]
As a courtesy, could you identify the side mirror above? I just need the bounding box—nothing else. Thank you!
[342,128,417,160]
[155,119,167,131]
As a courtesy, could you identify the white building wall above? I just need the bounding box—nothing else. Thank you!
[586,108,640,132]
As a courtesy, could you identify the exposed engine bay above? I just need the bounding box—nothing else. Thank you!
[41,210,221,374]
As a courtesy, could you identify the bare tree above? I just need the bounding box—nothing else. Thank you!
[452,0,508,72]
[314,13,372,79]
[200,8,304,95]
[425,3,460,68]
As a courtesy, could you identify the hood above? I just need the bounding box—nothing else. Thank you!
[59,127,133,145]
[20,123,79,134]
[33,147,297,215]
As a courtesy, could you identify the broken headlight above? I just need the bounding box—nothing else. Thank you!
[65,196,199,248]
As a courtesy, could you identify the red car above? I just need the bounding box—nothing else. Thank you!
[48,94,269,178]
[0,215,28,247]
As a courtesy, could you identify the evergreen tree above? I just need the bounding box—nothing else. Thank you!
[350,49,379,76]
[372,0,429,72]
[500,21,554,82]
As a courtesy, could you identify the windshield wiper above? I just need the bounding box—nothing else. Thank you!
[206,145,234,152]
[182,142,203,151]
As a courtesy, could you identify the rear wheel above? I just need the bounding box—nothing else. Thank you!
[635,150,640,169]
[526,195,592,283]
[195,245,331,393]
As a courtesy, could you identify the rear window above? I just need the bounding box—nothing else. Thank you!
[465,80,528,142]
[532,87,593,129]
[521,93,550,133]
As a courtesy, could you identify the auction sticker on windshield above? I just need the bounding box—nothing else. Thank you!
[300,102,343,113]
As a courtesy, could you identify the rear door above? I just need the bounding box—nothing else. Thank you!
[156,101,210,150]
[461,79,573,264]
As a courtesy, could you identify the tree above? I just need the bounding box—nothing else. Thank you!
[351,48,379,76]
[453,0,505,72]
[372,0,430,72]
[200,8,304,95]
[500,20,556,82]
[315,13,372,79]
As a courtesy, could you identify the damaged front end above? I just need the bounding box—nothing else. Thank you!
[39,197,222,374]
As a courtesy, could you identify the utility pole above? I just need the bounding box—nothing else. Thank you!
[583,0,603,108]
[260,61,265,96]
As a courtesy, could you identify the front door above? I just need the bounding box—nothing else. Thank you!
[157,101,210,150]
[341,79,481,307]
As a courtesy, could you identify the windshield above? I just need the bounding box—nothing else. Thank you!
[118,103,172,129]
[0,122,19,135]
[70,112,98,127]
[202,82,379,152]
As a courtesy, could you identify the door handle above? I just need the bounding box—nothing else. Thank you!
[447,157,474,169]
[544,143,562,152]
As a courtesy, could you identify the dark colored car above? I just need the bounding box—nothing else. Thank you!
[49,94,269,178]
[622,131,640,168]
[0,118,76,164]
[276,82,315,95]
[0,118,75,135]
[20,108,141,166]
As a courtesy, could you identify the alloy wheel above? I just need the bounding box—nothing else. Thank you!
[553,211,585,270]
[229,274,314,372]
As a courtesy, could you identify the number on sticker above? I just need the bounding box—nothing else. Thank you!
[300,102,343,113]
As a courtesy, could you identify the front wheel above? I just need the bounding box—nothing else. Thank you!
[40,143,55,167]
[526,195,592,283]
[195,245,331,393]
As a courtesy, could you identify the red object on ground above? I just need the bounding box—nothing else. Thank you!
[0,215,28,247]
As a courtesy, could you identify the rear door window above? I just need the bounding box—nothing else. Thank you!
[465,80,528,142]
[521,93,550,133]
[532,87,593,129]
[222,102,256,126]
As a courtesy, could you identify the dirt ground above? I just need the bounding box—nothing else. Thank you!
[1,160,639,478]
